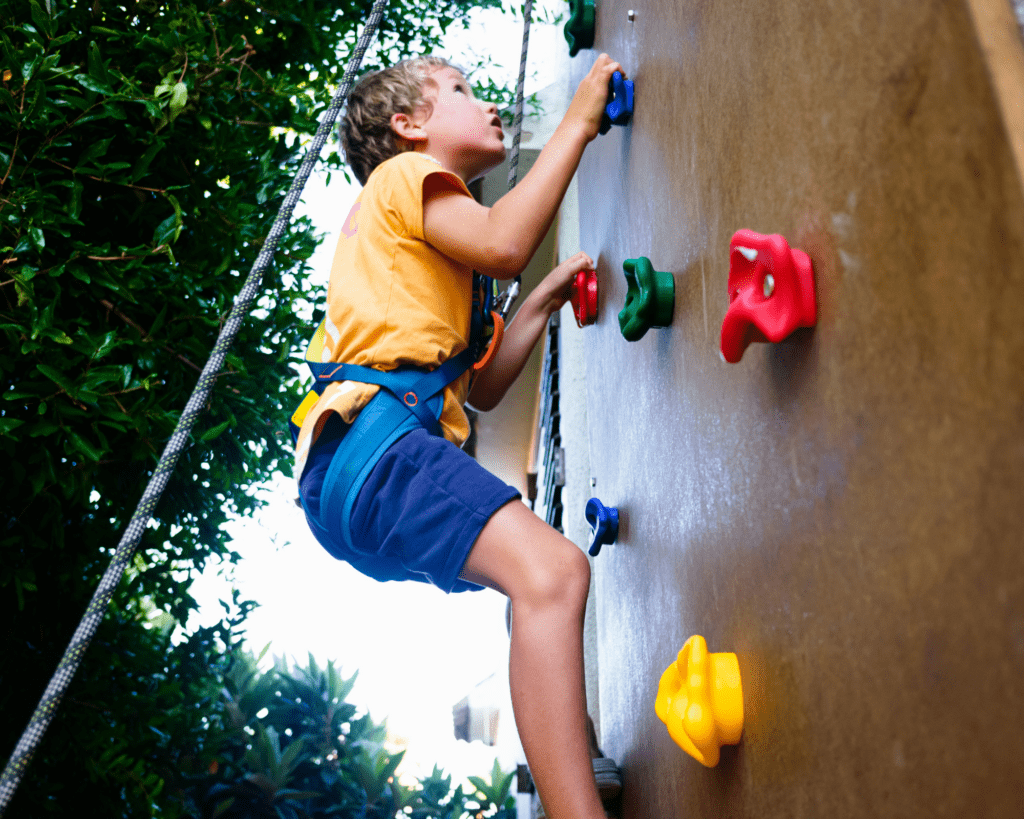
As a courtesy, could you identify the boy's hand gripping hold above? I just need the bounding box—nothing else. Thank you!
[467,252,597,412]
[532,251,598,317]
[564,54,627,142]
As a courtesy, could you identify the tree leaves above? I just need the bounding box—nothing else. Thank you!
[35,362,72,391]
[185,651,516,819]
[72,72,112,95]
[154,72,191,124]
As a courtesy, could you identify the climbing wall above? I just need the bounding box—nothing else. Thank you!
[571,0,1024,815]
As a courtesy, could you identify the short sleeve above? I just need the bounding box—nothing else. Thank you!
[371,153,470,241]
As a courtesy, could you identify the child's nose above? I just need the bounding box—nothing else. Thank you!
[480,100,498,114]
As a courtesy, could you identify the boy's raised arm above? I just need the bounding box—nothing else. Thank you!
[423,55,622,279]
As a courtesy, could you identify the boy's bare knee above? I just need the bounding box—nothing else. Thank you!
[519,536,590,614]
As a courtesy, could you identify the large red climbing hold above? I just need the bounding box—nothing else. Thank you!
[720,230,817,363]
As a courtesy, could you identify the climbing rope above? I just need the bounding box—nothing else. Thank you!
[0,1,390,811]
[498,0,533,320]
[505,0,532,192]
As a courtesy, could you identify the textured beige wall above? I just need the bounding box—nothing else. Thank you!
[570,0,1024,816]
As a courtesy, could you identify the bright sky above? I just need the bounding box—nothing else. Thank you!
[186,0,566,785]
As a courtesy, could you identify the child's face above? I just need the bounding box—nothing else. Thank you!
[413,67,507,182]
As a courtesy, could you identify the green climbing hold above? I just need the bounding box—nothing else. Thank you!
[618,257,675,341]
[564,0,595,57]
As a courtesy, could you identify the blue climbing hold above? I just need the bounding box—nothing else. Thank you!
[586,497,620,556]
[600,71,634,135]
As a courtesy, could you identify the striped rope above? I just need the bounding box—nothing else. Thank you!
[0,0,390,812]
[498,0,534,320]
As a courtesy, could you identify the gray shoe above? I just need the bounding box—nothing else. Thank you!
[592,756,622,801]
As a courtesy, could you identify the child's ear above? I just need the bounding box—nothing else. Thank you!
[391,112,427,144]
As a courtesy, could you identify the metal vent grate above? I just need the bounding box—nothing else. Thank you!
[532,312,564,532]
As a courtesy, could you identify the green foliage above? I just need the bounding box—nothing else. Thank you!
[467,758,515,813]
[185,651,517,819]
[0,0,512,814]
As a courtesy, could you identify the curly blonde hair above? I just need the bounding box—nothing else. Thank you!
[340,56,456,185]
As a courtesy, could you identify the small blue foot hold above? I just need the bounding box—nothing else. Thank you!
[586,497,620,556]
[600,71,634,135]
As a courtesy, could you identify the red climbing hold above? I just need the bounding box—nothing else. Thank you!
[571,268,598,328]
[720,230,817,363]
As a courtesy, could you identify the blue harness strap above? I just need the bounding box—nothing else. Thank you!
[298,346,477,556]
[293,273,498,556]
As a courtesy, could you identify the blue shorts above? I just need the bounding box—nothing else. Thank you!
[299,418,521,593]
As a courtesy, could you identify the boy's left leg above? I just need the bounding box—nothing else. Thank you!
[459,500,606,819]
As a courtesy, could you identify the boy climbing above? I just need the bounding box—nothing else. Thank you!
[292,53,625,819]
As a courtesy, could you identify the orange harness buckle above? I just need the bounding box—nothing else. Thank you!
[472,310,505,372]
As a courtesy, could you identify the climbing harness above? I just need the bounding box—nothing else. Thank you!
[0,1,390,812]
[295,345,478,555]
[290,275,500,553]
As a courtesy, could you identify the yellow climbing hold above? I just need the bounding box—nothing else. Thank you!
[655,635,743,767]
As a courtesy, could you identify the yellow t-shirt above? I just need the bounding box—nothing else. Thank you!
[293,152,475,479]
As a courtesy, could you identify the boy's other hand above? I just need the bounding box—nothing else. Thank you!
[535,251,596,316]
[566,54,625,142]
